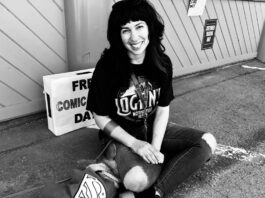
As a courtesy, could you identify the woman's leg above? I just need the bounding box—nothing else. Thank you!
[115,142,161,193]
[155,122,217,196]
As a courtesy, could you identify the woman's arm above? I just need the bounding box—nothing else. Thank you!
[93,113,136,147]
[93,112,161,164]
[151,106,170,151]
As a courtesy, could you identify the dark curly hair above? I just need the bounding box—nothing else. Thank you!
[103,0,171,86]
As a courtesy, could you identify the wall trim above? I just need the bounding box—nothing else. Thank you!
[0,99,45,122]
[173,52,257,77]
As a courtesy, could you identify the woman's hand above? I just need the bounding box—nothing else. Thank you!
[92,113,164,164]
[130,139,164,164]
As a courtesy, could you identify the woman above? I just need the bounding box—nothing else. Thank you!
[87,0,217,197]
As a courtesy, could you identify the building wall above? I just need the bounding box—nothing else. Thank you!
[152,0,265,77]
[0,0,68,121]
[64,0,112,71]
[89,0,265,77]
[0,0,265,121]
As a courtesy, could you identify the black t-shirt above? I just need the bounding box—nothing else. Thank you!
[86,55,174,135]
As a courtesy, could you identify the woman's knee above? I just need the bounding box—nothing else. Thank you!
[119,191,135,198]
[201,132,217,154]
[123,166,149,192]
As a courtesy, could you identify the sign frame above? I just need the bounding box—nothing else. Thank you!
[201,19,217,50]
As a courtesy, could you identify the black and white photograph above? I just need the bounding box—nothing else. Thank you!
[0,0,265,198]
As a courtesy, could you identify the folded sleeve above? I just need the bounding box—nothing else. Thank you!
[86,58,111,116]
[158,59,174,107]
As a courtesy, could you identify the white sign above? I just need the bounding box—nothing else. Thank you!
[188,0,207,16]
[43,69,95,136]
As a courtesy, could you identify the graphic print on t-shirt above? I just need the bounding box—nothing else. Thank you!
[115,76,161,122]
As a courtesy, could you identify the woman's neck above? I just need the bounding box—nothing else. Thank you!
[128,52,146,65]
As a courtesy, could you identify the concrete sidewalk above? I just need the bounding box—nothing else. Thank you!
[1,59,265,198]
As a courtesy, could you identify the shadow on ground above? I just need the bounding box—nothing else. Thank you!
[1,59,265,198]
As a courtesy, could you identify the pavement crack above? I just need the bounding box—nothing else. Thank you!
[1,185,44,198]
[0,137,53,156]
[173,70,257,98]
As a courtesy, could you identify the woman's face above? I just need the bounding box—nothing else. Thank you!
[120,20,149,63]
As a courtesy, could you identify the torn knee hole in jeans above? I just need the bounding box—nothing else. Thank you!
[123,166,149,192]
[201,133,217,154]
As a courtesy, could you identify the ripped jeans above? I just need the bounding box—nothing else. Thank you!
[154,123,212,195]
[103,122,213,196]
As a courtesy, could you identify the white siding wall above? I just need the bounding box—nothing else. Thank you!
[0,0,68,121]
[109,0,265,77]
[1,0,265,121]
[152,0,265,77]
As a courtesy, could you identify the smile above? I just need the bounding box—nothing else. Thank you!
[130,41,144,50]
